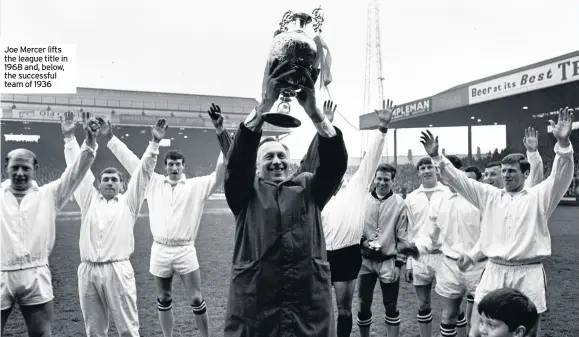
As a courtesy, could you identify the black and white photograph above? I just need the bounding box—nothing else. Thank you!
[0,1,578,336]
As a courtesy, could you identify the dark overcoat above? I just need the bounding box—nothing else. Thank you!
[223,123,347,337]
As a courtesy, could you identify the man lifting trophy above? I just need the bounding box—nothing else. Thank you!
[261,7,333,128]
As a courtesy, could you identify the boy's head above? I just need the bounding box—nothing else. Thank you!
[477,288,538,337]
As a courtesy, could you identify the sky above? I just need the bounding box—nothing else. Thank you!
[1,0,578,160]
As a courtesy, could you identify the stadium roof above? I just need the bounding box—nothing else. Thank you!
[74,87,260,108]
[359,49,579,130]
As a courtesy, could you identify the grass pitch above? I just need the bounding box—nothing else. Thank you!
[2,200,578,336]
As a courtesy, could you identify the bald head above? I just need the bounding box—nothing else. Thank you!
[257,138,290,183]
[5,148,38,192]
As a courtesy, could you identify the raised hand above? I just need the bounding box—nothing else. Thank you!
[96,116,114,141]
[82,112,100,145]
[207,103,224,131]
[151,118,168,143]
[322,100,337,123]
[295,66,322,122]
[262,60,298,109]
[549,107,574,146]
[60,110,78,136]
[375,99,395,127]
[420,130,439,158]
[523,127,539,152]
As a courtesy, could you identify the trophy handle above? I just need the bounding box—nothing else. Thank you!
[278,10,294,33]
[312,6,324,34]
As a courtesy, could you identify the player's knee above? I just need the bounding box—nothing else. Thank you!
[157,297,172,312]
[190,295,206,315]
[336,296,353,314]
[440,307,459,325]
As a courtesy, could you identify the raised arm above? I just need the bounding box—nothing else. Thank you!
[421,130,497,210]
[348,99,394,198]
[523,127,544,187]
[224,121,260,215]
[207,103,234,157]
[100,118,141,176]
[310,122,347,207]
[223,59,298,214]
[292,100,338,178]
[60,110,97,211]
[51,112,99,209]
[536,108,575,217]
[63,136,97,211]
[124,119,165,216]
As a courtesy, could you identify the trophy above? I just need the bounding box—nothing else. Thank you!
[261,7,325,128]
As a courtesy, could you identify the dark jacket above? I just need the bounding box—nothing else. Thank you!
[223,123,348,337]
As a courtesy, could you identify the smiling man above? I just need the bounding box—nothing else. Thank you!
[61,111,165,336]
[404,157,450,337]
[420,107,575,337]
[1,113,98,337]
[103,114,226,337]
[223,60,348,337]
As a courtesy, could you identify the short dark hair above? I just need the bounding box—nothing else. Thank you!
[416,157,433,170]
[465,165,483,181]
[478,288,538,333]
[164,150,186,165]
[501,153,530,173]
[99,167,123,182]
[446,155,463,169]
[485,161,501,169]
[375,163,397,180]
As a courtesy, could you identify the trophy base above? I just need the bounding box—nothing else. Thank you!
[262,112,302,128]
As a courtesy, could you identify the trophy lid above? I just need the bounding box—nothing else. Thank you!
[292,12,313,25]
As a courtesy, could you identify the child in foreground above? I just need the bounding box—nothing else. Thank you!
[477,288,539,337]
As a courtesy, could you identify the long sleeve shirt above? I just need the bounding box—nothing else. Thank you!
[405,183,450,245]
[298,130,386,250]
[465,149,543,260]
[415,190,482,260]
[432,142,574,264]
[1,140,97,271]
[107,136,225,245]
[64,136,158,262]
[525,150,544,187]
[223,122,347,337]
[362,191,410,265]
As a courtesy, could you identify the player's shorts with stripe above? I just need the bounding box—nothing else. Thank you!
[474,260,548,313]
[412,253,442,286]
[327,244,362,283]
[1,265,53,310]
[435,255,486,299]
[149,241,199,278]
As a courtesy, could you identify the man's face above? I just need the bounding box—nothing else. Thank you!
[165,158,185,180]
[418,163,437,185]
[99,173,122,200]
[478,313,525,337]
[501,163,528,192]
[374,170,393,195]
[483,166,502,188]
[6,154,37,191]
[257,141,289,183]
